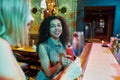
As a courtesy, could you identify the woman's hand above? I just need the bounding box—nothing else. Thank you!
[59,54,72,67]
[62,56,72,67]
[0,76,13,80]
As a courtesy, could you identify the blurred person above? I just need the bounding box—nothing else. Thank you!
[114,40,120,64]
[36,16,82,80]
[0,0,33,80]
[72,32,84,57]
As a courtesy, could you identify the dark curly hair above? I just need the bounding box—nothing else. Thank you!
[37,16,70,45]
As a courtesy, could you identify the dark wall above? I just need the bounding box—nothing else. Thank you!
[77,0,120,36]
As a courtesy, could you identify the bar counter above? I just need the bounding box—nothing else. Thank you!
[82,43,120,80]
[11,46,36,53]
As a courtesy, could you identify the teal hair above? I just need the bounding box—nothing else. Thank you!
[0,0,30,46]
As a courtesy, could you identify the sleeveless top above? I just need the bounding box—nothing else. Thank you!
[36,37,66,80]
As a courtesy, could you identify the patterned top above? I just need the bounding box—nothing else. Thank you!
[36,37,66,80]
[43,37,66,65]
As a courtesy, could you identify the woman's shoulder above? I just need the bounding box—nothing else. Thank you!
[38,41,47,47]
[0,37,12,59]
[37,41,49,51]
[0,38,11,53]
[0,38,10,48]
[38,41,51,48]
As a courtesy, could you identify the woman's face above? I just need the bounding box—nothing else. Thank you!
[27,2,34,29]
[118,43,120,48]
[50,19,62,39]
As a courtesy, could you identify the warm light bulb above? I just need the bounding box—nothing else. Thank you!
[101,40,104,44]
[46,10,49,13]
[51,2,54,5]
[48,3,50,5]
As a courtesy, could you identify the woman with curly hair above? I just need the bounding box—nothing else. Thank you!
[36,16,82,80]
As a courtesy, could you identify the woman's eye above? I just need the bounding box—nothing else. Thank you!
[58,24,62,27]
[57,23,62,27]
[50,25,55,28]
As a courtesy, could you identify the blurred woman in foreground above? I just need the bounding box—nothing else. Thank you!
[0,0,33,80]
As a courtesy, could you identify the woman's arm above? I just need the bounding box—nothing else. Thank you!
[0,38,26,80]
[38,44,63,77]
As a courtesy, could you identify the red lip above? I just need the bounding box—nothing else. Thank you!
[55,31,61,34]
[27,23,30,27]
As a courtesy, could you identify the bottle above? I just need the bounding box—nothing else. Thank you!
[66,42,74,60]
[32,40,36,50]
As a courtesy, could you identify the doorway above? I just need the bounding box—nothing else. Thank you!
[84,6,115,42]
